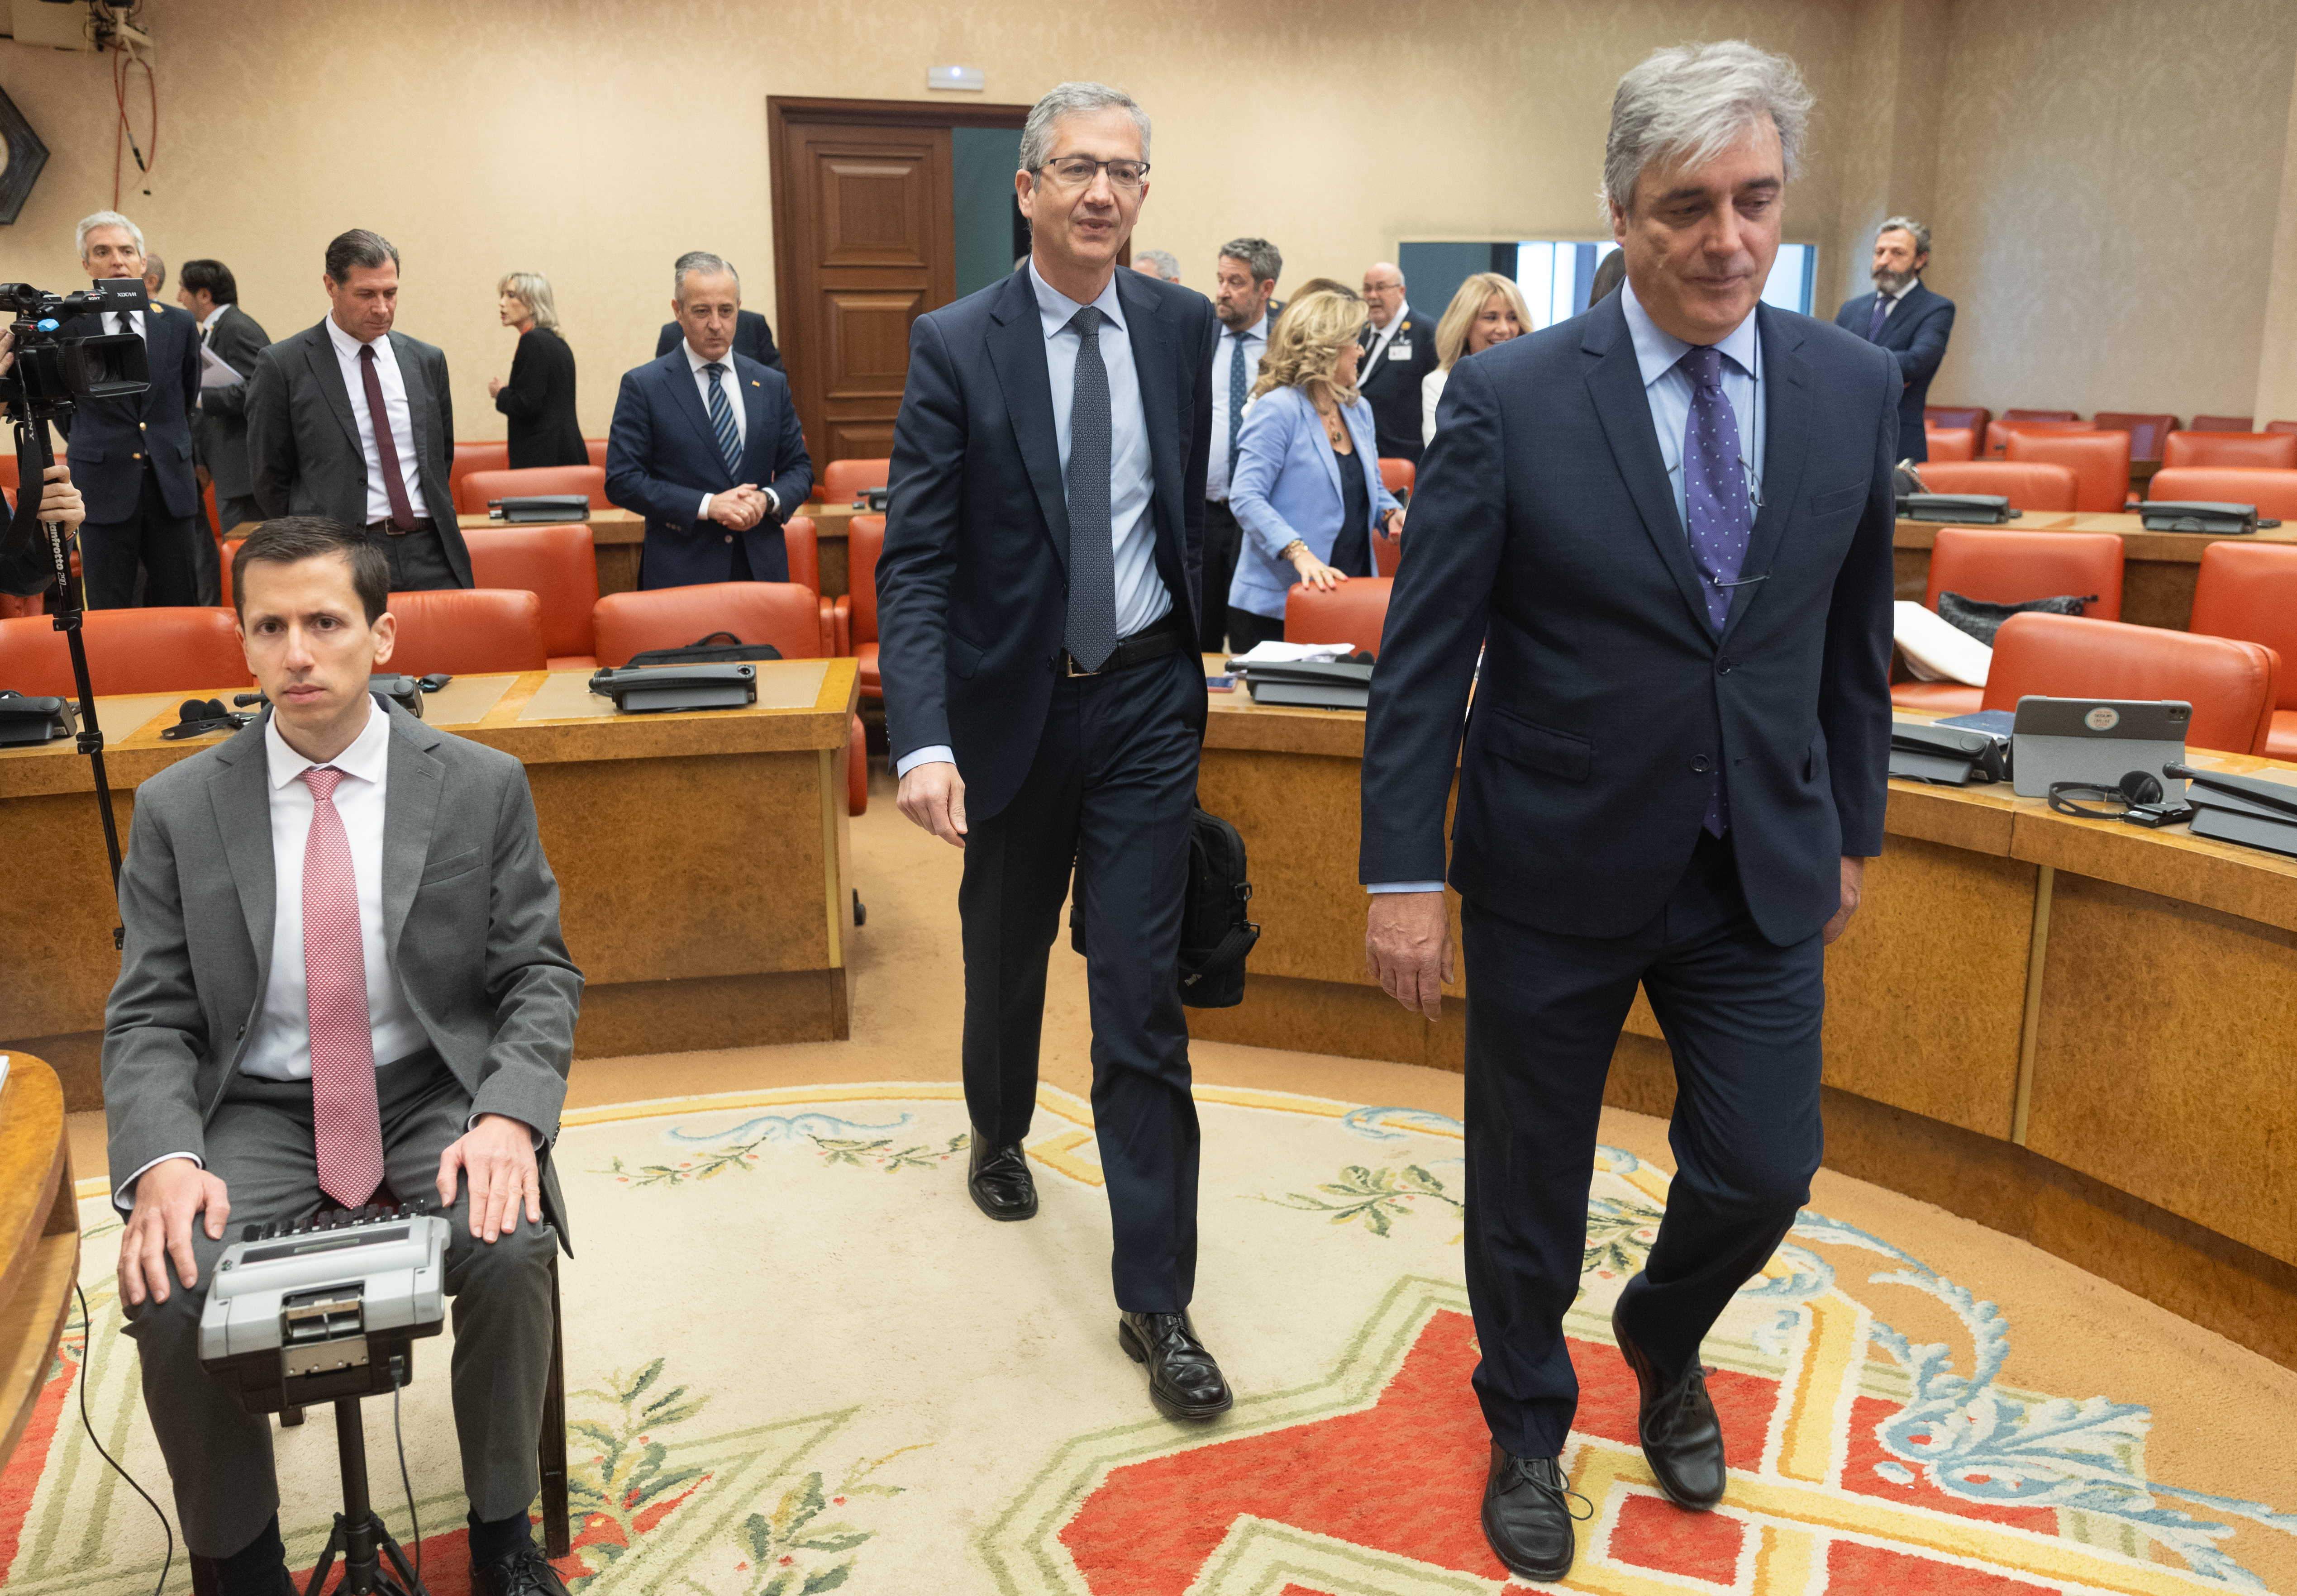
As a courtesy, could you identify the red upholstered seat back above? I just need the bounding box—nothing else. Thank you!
[0,607,249,697]
[2091,412,2178,463]
[1924,405,1989,436]
[2161,431,2297,470]
[1916,461,2079,513]
[780,515,820,596]
[820,459,891,500]
[1923,426,1977,462]
[2190,542,2297,711]
[1285,578,1393,658]
[456,465,607,517]
[2191,415,2255,434]
[1377,458,1415,495]
[2147,467,2297,520]
[461,524,600,660]
[1925,528,2123,620]
[848,514,884,648]
[1984,418,2090,457]
[385,588,548,676]
[449,441,510,501]
[1982,612,2278,755]
[2003,430,2130,512]
[591,582,826,666]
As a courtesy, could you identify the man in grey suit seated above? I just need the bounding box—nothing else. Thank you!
[103,518,583,1596]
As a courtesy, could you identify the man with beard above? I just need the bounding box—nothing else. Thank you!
[1835,217,1953,463]
[1202,237,1282,654]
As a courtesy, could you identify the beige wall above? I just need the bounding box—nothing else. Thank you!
[2,0,2292,442]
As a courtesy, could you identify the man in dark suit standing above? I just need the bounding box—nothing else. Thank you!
[246,230,471,589]
[1203,236,1281,655]
[653,257,784,373]
[1361,41,1896,1581]
[606,252,812,588]
[1835,216,1953,463]
[58,211,203,608]
[180,258,272,537]
[1356,261,1441,465]
[877,82,1226,1421]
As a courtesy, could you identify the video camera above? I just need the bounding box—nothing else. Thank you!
[0,279,151,419]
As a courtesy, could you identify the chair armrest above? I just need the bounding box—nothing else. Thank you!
[832,595,851,656]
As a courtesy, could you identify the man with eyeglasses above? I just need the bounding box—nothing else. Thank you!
[877,81,1229,1424]
[1357,261,1440,465]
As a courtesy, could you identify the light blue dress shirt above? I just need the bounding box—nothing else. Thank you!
[1206,313,1270,502]
[1366,283,1766,895]
[896,261,1172,779]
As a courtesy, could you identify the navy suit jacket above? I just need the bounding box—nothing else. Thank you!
[1834,280,1953,462]
[604,350,813,589]
[877,265,1219,821]
[1359,294,1899,946]
[57,302,201,525]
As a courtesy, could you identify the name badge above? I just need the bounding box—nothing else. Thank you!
[1386,341,1412,361]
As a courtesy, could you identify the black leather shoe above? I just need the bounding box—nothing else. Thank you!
[1613,1307,1727,1510]
[471,1540,572,1596]
[1118,1310,1234,1420]
[1481,1444,1579,1583]
[967,1135,1037,1221]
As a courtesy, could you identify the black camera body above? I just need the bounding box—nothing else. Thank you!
[0,279,151,417]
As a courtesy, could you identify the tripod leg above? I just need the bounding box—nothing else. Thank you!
[303,1516,348,1596]
[378,1527,428,1596]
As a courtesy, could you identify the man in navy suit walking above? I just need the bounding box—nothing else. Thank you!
[605,253,812,588]
[1835,217,1954,463]
[875,82,1228,1423]
[1361,41,1896,1581]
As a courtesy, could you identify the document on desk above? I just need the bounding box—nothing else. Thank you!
[199,343,243,390]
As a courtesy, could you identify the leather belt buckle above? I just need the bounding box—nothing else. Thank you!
[1061,651,1101,679]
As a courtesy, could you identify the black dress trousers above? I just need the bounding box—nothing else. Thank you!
[81,464,200,609]
[1199,499,1244,655]
[957,646,1206,1313]
[1460,830,1826,1458]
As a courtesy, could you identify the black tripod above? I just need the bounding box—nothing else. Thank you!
[301,1396,429,1596]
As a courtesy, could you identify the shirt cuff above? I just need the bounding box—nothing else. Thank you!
[114,1151,202,1213]
[762,487,779,516]
[698,492,714,523]
[1367,881,1444,893]
[895,746,956,779]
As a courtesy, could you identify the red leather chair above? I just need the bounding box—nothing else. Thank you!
[0,606,249,697]
[590,583,866,812]
[385,589,548,677]
[1923,426,1977,463]
[2160,431,2297,471]
[2092,412,2178,463]
[1914,461,2078,512]
[2266,420,2297,436]
[2003,408,2080,423]
[585,439,609,470]
[462,525,600,667]
[2191,415,2254,434]
[0,453,17,495]
[1983,612,2278,755]
[2146,467,2297,520]
[1924,405,1990,438]
[449,441,511,500]
[1892,528,2126,713]
[2004,430,2130,512]
[1377,459,1415,496]
[1984,418,2091,458]
[220,537,248,609]
[841,513,884,702]
[2189,542,2297,758]
[820,459,891,502]
[456,465,608,517]
[1371,524,1402,577]
[1284,578,1392,658]
[782,515,822,598]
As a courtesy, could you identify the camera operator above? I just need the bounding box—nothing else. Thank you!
[0,328,90,615]
[58,211,205,609]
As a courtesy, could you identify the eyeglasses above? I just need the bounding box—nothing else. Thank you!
[1032,156,1150,191]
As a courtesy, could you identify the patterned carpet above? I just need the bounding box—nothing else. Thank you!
[8,1080,2295,1595]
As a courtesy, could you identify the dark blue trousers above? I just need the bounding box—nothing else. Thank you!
[958,646,1205,1312]
[1461,830,1825,1458]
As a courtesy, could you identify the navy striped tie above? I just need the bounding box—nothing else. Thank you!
[1064,308,1117,671]
[703,362,742,477]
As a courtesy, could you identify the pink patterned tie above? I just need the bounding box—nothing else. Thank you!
[301,766,385,1207]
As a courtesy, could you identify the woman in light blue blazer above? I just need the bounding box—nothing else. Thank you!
[1226,289,1405,651]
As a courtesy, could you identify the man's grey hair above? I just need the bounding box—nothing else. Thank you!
[1219,237,1282,286]
[141,251,166,290]
[1601,40,1813,214]
[1134,249,1180,281]
[673,251,740,299]
[76,209,145,258]
[1020,82,1151,175]
[1878,215,1931,258]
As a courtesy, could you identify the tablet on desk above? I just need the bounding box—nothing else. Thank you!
[2010,697,2189,799]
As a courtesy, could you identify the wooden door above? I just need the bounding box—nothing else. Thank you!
[770,99,1031,472]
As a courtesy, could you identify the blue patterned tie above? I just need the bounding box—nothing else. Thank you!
[1864,295,1889,342]
[703,362,742,478]
[1064,308,1117,671]
[1680,344,1753,835]
[1227,332,1249,475]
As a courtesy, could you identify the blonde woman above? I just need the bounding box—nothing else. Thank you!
[1226,290,1405,650]
[1422,272,1530,446]
[488,270,586,467]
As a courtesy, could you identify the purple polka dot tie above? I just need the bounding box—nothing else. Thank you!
[301,765,385,1208]
[1679,344,1751,835]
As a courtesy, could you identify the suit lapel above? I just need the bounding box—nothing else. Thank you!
[735,356,772,478]
[208,723,277,1007]
[304,323,361,450]
[380,708,446,955]
[1306,392,1344,502]
[1581,299,1713,639]
[662,352,725,482]
[1722,305,1813,642]
[984,269,1071,567]
[392,332,434,476]
[1119,268,1185,564]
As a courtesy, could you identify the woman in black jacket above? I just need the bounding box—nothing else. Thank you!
[488,271,587,467]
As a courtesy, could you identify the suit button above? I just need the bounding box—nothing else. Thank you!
[1690,755,1713,773]
[139,422,148,432]
[1717,657,1735,674]
[724,534,734,543]
[132,451,143,460]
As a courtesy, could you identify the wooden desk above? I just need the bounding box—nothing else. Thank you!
[0,662,861,1108]
[459,506,860,600]
[1191,659,2297,1367]
[0,1053,78,1472]
[1893,511,2297,629]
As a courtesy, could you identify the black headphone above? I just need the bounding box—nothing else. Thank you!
[2046,769,2165,818]
[159,698,253,740]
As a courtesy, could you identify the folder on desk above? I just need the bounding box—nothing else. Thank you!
[1889,718,2006,785]
[2181,768,2297,858]
[1241,660,1374,711]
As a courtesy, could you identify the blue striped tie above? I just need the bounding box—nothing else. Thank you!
[703,362,742,477]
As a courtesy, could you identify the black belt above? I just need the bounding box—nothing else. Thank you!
[364,518,434,538]
[1059,613,1186,678]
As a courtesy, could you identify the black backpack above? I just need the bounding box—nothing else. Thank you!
[1070,806,1260,1008]
[626,631,784,667]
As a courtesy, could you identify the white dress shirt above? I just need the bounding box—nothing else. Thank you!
[199,302,229,342]
[1362,301,1415,375]
[683,340,777,522]
[1872,279,1917,324]
[324,315,427,526]
[896,261,1171,779]
[109,308,148,341]
[1207,312,1270,501]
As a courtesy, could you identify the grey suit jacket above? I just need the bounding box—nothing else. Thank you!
[192,304,272,501]
[101,699,582,1249]
[246,320,472,584]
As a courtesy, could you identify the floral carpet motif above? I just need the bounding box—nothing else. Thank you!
[2,1085,2289,1593]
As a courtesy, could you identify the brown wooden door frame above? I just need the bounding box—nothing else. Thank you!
[768,96,1033,472]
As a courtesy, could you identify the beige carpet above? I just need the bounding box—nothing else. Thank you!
[27,761,2297,1594]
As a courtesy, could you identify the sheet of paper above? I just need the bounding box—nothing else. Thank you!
[1892,601,1992,687]
[199,342,242,390]
[1225,641,1358,668]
